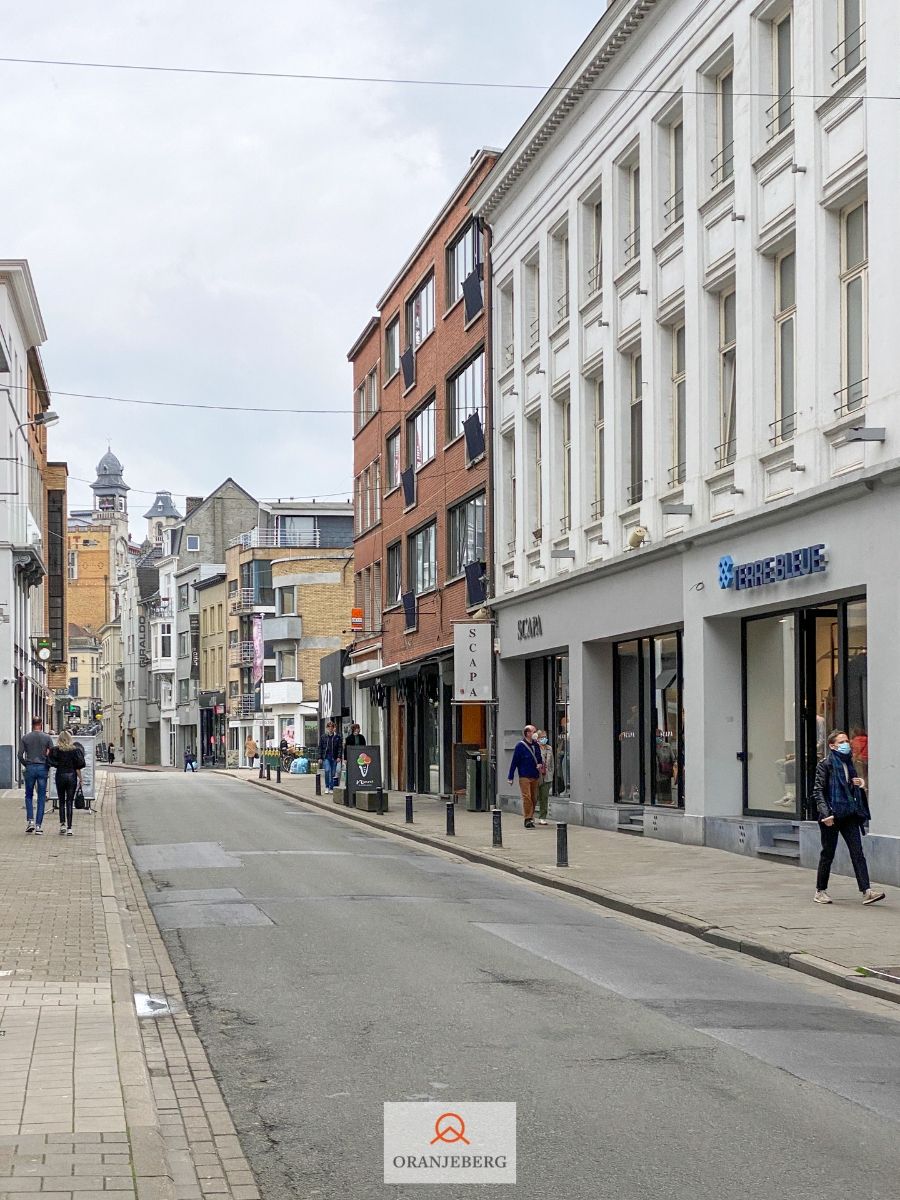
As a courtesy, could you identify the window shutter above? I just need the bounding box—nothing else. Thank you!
[400,347,415,389]
[400,467,416,508]
[462,412,485,462]
[462,269,484,322]
[401,591,417,631]
[464,560,487,608]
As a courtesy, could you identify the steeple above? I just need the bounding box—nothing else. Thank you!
[143,490,182,547]
[91,447,128,519]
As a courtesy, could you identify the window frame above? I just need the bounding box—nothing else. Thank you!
[625,162,641,265]
[768,11,793,140]
[186,534,200,553]
[561,397,573,534]
[386,541,402,608]
[446,219,482,308]
[407,521,437,596]
[405,273,436,349]
[406,396,436,471]
[385,428,401,491]
[714,67,735,186]
[839,200,868,414]
[671,324,687,485]
[773,250,797,442]
[628,351,644,505]
[592,378,605,521]
[447,490,486,579]
[447,350,485,442]
[718,290,738,467]
[384,318,400,380]
[665,121,684,228]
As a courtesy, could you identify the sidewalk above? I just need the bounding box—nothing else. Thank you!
[238,773,900,1004]
[0,775,260,1200]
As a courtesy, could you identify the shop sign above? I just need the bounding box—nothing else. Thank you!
[516,616,543,641]
[453,622,493,702]
[348,745,382,793]
[718,544,827,592]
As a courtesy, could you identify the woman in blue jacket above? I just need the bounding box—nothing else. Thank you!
[813,728,884,906]
[507,725,543,829]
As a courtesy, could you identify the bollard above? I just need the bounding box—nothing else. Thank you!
[377,787,385,815]
[276,760,281,784]
[315,772,322,796]
[405,794,414,824]
[265,763,271,781]
[446,801,456,837]
[556,822,569,868]
[258,760,264,780]
[492,807,503,848]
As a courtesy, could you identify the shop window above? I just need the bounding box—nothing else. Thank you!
[524,654,570,797]
[613,633,684,807]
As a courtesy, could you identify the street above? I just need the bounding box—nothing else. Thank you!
[118,770,900,1199]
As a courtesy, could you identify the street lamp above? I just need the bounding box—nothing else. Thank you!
[16,410,60,433]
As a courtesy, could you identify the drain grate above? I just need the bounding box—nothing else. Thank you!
[134,992,173,1018]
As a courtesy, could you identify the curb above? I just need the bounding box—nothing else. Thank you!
[237,773,900,1009]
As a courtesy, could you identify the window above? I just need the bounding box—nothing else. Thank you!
[178,678,192,704]
[718,290,737,467]
[714,68,734,185]
[671,325,687,485]
[628,353,643,504]
[160,623,172,658]
[69,656,78,673]
[625,163,641,264]
[447,352,484,440]
[178,632,189,658]
[614,633,684,808]
[201,608,208,636]
[386,430,400,490]
[67,550,77,581]
[278,586,295,616]
[355,382,366,430]
[500,280,515,367]
[773,251,796,442]
[217,603,223,632]
[387,542,402,606]
[372,459,381,524]
[524,257,540,350]
[528,413,542,535]
[385,318,400,379]
[839,201,868,413]
[186,535,200,552]
[407,398,436,469]
[561,398,572,533]
[768,12,793,139]
[177,583,189,611]
[277,647,296,680]
[408,523,437,594]
[406,274,435,348]
[665,121,684,227]
[551,225,570,324]
[502,430,517,555]
[367,368,378,420]
[834,0,865,79]
[592,379,605,520]
[447,220,481,305]
[587,195,603,296]
[228,579,237,596]
[373,561,382,633]
[448,492,486,577]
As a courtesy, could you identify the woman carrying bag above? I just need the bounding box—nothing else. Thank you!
[49,731,85,837]
[813,729,885,906]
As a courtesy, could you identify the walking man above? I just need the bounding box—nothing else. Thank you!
[19,717,53,835]
[319,720,343,794]
[345,724,366,748]
[508,725,543,829]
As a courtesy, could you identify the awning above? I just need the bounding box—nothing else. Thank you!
[358,668,399,690]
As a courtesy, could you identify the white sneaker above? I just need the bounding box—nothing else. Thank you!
[34,826,43,835]
[538,818,548,825]
[59,825,66,835]
[814,890,833,904]
[25,820,34,833]
[66,829,74,837]
[863,888,886,905]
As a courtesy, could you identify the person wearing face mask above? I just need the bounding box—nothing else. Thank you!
[535,730,554,826]
[812,728,885,906]
[507,725,543,829]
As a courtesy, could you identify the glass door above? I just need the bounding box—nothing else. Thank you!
[744,614,798,815]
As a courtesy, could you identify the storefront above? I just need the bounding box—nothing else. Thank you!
[199,691,226,766]
[613,632,683,808]
[524,654,570,797]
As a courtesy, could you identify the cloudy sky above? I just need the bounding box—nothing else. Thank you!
[2,0,599,529]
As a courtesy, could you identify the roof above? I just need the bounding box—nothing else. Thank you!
[194,572,227,592]
[176,478,256,523]
[137,565,160,602]
[0,260,47,348]
[346,316,380,364]
[143,491,182,520]
[91,447,129,494]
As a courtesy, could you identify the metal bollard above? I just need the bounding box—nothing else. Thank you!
[556,822,569,868]
[492,807,503,848]
[405,794,414,823]
[258,760,264,779]
[276,760,281,784]
[265,763,271,781]
[315,772,321,796]
[446,801,456,837]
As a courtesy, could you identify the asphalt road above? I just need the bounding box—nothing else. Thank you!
[118,770,900,1199]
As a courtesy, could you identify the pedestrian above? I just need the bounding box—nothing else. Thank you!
[507,724,542,829]
[184,746,197,773]
[536,729,554,825]
[345,724,366,748]
[245,735,258,769]
[49,730,84,837]
[813,728,885,906]
[19,716,53,835]
[319,720,343,794]
[108,744,116,765]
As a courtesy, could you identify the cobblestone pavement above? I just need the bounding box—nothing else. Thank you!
[0,774,260,1200]
[237,771,900,1002]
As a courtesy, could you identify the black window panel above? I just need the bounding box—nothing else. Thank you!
[464,560,487,607]
[400,347,415,389]
[462,270,484,322]
[463,412,485,462]
[400,467,416,508]
[402,591,417,630]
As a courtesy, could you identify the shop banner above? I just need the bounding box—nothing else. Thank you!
[49,734,96,801]
[189,613,200,680]
[453,622,493,702]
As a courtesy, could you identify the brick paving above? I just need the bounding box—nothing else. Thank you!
[0,776,260,1200]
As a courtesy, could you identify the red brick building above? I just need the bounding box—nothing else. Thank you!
[347,149,497,795]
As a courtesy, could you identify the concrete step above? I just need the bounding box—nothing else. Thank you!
[617,824,645,836]
[773,832,801,845]
[757,845,802,861]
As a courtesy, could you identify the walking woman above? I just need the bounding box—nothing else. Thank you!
[49,731,84,837]
[536,730,554,826]
[813,729,885,905]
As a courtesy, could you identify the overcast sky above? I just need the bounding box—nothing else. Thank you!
[3,1,599,530]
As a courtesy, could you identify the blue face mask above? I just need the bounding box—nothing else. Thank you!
[835,743,852,756]
[539,738,548,745]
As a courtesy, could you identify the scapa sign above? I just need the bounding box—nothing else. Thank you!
[453,623,493,702]
[516,616,543,641]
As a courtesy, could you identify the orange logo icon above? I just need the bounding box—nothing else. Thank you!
[430,1112,470,1146]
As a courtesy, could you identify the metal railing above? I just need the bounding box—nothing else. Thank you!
[147,598,171,618]
[559,514,571,536]
[528,316,540,349]
[591,497,605,521]
[228,641,254,667]
[710,141,734,187]
[663,189,684,228]
[229,527,322,550]
[587,260,602,296]
[626,482,643,506]
[503,342,515,368]
[668,461,686,488]
[832,23,866,80]
[834,378,868,417]
[714,438,737,470]
[624,226,640,266]
[230,588,259,614]
[556,293,569,324]
[231,694,257,718]
[765,90,794,140]
[769,413,796,446]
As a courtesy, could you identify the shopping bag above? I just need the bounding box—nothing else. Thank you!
[74,786,86,811]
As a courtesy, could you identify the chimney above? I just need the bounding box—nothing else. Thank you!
[185,496,203,516]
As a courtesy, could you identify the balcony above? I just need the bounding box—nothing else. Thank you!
[229,641,254,667]
[262,615,303,642]
[147,598,172,619]
[230,528,322,550]
[264,680,304,707]
[230,588,265,615]
[231,694,257,718]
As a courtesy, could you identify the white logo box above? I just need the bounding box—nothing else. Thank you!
[384,1102,516,1185]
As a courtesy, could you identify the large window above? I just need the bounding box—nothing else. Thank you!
[524,654,570,796]
[627,352,643,505]
[407,399,436,469]
[713,67,734,186]
[774,251,796,442]
[408,523,436,594]
[839,201,868,413]
[447,220,481,304]
[524,256,540,351]
[385,318,399,379]
[671,324,686,486]
[178,631,189,658]
[177,583,190,611]
[448,492,486,577]
[551,225,570,325]
[665,121,684,227]
[768,11,793,139]
[277,586,295,616]
[592,379,605,520]
[587,195,603,296]
[625,162,641,264]
[718,290,737,467]
[160,623,172,658]
[447,352,484,440]
[614,633,683,807]
[385,429,400,490]
[834,0,865,78]
[561,397,572,534]
[387,542,402,607]
[406,274,435,348]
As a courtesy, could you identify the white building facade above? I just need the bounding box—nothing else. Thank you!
[474,0,900,881]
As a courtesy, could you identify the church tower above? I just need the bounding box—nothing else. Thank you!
[143,491,182,549]
[90,448,129,525]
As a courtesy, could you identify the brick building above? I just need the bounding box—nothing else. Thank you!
[348,149,496,796]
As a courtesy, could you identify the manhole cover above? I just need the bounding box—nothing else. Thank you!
[134,992,173,1018]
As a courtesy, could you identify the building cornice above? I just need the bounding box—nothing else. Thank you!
[0,260,47,348]
[471,0,660,222]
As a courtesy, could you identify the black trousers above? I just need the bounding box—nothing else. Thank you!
[56,771,78,829]
[817,816,870,892]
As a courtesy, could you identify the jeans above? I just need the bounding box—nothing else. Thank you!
[184,760,197,772]
[323,757,337,789]
[517,777,539,821]
[56,771,78,829]
[24,763,48,826]
[817,816,871,892]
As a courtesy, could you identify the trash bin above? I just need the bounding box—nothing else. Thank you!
[465,751,487,811]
